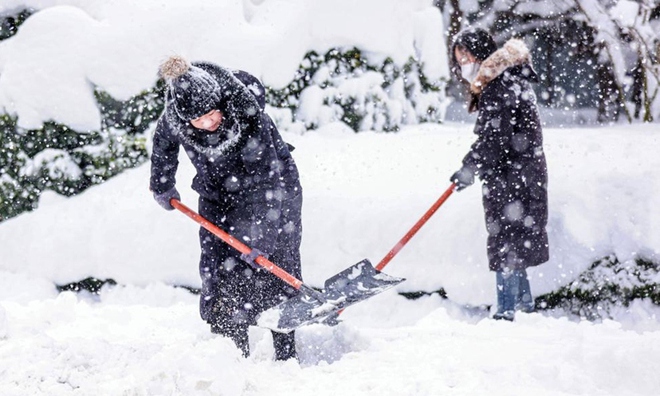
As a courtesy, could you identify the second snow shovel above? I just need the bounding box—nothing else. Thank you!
[171,199,404,333]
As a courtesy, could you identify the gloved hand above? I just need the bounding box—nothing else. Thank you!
[450,167,475,191]
[153,187,180,211]
[240,248,267,270]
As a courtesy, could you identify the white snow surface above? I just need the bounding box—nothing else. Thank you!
[2,122,660,395]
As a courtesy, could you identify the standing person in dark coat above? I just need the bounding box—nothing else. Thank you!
[150,55,303,360]
[449,28,549,321]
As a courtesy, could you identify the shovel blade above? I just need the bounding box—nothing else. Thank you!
[256,259,404,333]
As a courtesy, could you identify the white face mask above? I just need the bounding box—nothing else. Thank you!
[461,63,480,83]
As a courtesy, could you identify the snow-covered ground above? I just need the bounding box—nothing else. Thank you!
[2,281,660,396]
[2,121,660,395]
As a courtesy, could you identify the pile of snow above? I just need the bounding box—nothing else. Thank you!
[1,282,659,395]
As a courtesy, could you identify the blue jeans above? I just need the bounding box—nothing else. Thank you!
[495,269,534,319]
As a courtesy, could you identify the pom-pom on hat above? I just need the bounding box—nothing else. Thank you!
[159,55,221,121]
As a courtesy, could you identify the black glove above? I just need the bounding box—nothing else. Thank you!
[153,187,180,211]
[240,248,267,270]
[450,167,475,191]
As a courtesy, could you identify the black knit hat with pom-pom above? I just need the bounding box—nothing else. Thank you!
[159,55,221,121]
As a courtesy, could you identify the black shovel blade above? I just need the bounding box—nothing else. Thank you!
[256,259,404,333]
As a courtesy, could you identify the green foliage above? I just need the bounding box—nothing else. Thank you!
[535,255,660,320]
[399,288,448,301]
[57,277,117,294]
[20,122,101,158]
[95,80,166,135]
[0,8,33,41]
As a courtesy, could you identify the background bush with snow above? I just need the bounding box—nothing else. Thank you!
[269,47,446,133]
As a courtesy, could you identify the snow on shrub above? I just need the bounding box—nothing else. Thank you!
[536,255,660,320]
[267,48,447,133]
[0,86,158,222]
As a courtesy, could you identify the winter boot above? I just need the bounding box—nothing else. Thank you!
[272,331,297,361]
[492,311,515,321]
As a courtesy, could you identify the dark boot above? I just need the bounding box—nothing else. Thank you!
[272,331,297,361]
[492,311,514,321]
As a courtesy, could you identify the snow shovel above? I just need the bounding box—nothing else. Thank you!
[170,199,405,333]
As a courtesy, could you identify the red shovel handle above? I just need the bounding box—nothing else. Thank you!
[170,199,304,290]
[375,183,455,271]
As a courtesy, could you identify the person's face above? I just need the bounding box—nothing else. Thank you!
[454,46,477,66]
[190,109,223,132]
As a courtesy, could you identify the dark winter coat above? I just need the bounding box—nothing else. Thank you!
[462,39,549,271]
[150,63,303,326]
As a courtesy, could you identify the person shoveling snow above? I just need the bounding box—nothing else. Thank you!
[150,56,403,360]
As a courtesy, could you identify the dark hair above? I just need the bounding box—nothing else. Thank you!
[450,28,498,82]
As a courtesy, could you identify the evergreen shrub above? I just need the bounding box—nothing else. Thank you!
[266,47,446,133]
[535,255,660,320]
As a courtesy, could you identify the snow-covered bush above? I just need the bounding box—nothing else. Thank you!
[536,255,660,320]
[0,114,38,220]
[267,47,447,133]
[0,86,158,222]
[94,83,166,135]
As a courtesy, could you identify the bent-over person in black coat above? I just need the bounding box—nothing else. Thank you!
[150,56,303,360]
[449,28,549,321]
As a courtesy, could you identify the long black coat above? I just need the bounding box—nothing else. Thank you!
[463,63,549,272]
[150,64,302,326]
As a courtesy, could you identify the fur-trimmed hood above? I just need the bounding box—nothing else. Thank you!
[470,38,532,94]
